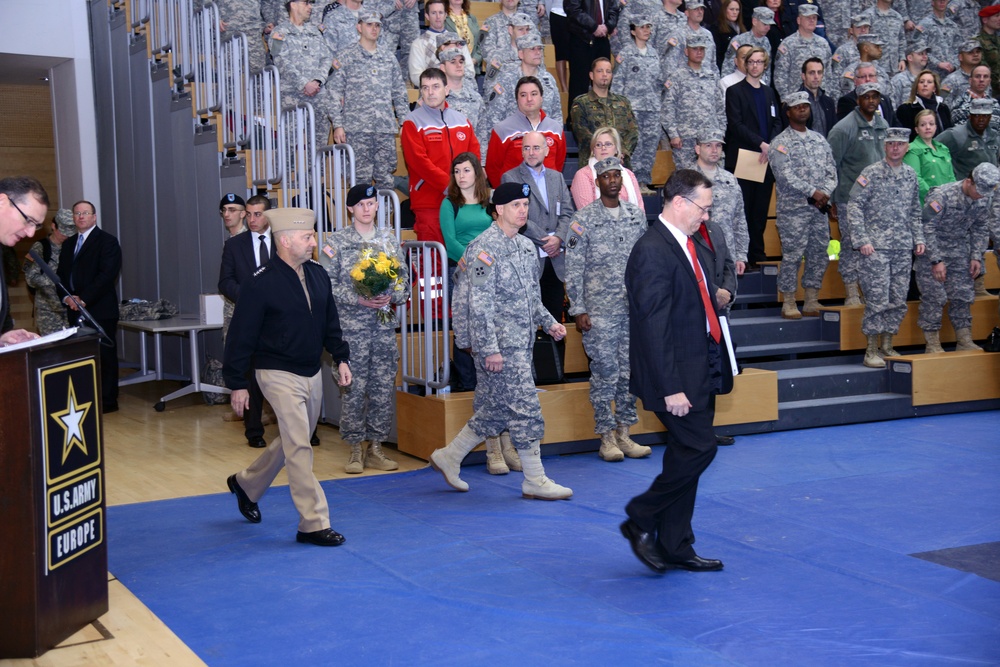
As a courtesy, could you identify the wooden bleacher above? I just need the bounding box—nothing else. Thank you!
[888,350,1000,406]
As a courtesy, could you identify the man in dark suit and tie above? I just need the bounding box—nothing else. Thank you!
[620,169,734,574]
[219,194,273,448]
[57,200,123,412]
[0,176,49,347]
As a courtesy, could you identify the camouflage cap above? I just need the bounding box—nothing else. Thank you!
[697,128,726,144]
[629,14,653,27]
[906,40,930,54]
[594,156,623,175]
[969,98,993,115]
[784,91,811,107]
[884,127,911,143]
[508,12,534,27]
[851,14,871,27]
[492,182,531,204]
[438,47,464,62]
[798,3,819,16]
[752,6,776,24]
[436,31,466,47]
[54,208,76,235]
[346,184,377,206]
[685,0,706,9]
[857,34,884,46]
[685,31,713,49]
[972,162,1000,191]
[959,39,982,53]
[856,81,882,97]
[265,207,315,233]
[358,10,382,23]
[516,33,543,50]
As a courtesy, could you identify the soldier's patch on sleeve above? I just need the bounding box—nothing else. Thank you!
[322,244,336,258]
[668,37,679,47]
[664,80,672,89]
[570,221,585,236]
[471,253,493,285]
[731,41,740,51]
[457,256,467,272]
[832,53,842,62]
[915,25,924,32]
[856,175,869,187]
[493,83,505,96]
[774,144,788,154]
[272,31,284,40]
[567,235,579,249]
[332,58,341,70]
[481,23,489,31]
[616,53,623,63]
[778,44,787,54]
[843,71,854,80]
[928,200,942,213]
[477,250,494,266]
[940,85,950,93]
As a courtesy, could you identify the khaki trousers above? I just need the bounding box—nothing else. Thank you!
[236,369,330,533]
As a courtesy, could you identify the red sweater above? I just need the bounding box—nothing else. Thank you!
[485,110,566,188]
[401,103,480,211]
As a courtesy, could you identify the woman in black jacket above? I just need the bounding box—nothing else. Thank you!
[896,70,953,142]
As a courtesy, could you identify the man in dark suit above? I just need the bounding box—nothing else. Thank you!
[724,46,782,268]
[564,0,621,105]
[620,169,734,574]
[0,176,49,347]
[219,194,272,448]
[57,200,123,412]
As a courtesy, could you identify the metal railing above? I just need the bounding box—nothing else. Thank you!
[315,144,356,234]
[192,1,221,117]
[129,0,151,29]
[220,32,251,151]
[279,103,319,209]
[250,66,283,187]
[377,189,403,246]
[400,241,450,393]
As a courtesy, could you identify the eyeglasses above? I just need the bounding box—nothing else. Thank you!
[746,59,766,66]
[9,197,42,230]
[682,196,712,216]
[593,141,616,150]
[73,210,94,217]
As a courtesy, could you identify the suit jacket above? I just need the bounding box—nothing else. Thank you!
[500,163,576,280]
[692,220,737,313]
[564,0,620,39]
[0,260,12,333]
[219,230,267,303]
[836,90,898,126]
[626,220,734,414]
[56,226,123,322]
[724,79,782,172]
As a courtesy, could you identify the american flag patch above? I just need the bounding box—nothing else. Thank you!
[477,251,494,266]
[856,175,869,187]
[929,200,942,213]
[458,257,467,271]
[323,244,336,258]
[570,221,585,235]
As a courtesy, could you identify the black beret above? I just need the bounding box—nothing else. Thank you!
[346,184,377,207]
[491,182,531,205]
[219,193,246,209]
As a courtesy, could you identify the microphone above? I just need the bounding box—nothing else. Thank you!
[27,249,114,346]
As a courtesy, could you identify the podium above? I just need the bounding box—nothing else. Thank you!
[0,335,109,658]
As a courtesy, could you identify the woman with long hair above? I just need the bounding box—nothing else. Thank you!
[444,0,481,71]
[896,70,952,141]
[713,0,746,70]
[902,109,955,205]
[570,127,647,207]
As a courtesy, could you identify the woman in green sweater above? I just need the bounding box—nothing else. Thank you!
[439,152,492,263]
[902,109,955,206]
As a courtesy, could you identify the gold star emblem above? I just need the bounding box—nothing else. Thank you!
[51,378,92,464]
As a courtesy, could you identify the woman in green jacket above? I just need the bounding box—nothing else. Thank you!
[902,109,955,206]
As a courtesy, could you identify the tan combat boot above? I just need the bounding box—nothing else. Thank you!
[781,292,802,319]
[499,431,522,471]
[599,431,624,462]
[345,442,365,474]
[879,333,900,358]
[365,441,399,471]
[429,425,482,492]
[485,436,509,475]
[955,327,983,351]
[802,287,822,316]
[863,335,886,368]
[973,275,989,296]
[616,425,652,458]
[923,330,945,354]
[520,443,573,500]
[844,282,862,307]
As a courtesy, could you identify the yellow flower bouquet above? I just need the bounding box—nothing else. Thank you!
[350,244,406,324]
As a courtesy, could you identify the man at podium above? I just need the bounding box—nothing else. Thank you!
[0,176,49,347]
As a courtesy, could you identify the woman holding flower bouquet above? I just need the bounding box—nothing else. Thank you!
[321,184,411,474]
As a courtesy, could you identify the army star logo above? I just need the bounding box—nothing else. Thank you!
[51,378,92,465]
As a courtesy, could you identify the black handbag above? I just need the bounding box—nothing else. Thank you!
[532,330,565,385]
[983,327,1000,353]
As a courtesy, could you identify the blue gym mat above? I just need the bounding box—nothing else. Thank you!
[108,412,1000,666]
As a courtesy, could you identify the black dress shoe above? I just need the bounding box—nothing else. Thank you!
[103,402,119,414]
[296,527,345,546]
[310,430,320,447]
[716,434,735,446]
[664,554,724,572]
[227,474,261,523]
[247,436,267,448]
[620,520,668,573]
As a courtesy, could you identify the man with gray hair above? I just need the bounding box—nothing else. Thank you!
[773,4,832,99]
[23,208,73,335]
[837,34,892,96]
[836,61,898,125]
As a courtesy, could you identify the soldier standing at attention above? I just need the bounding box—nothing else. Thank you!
[569,58,639,167]
[773,4,831,100]
[769,91,838,320]
[937,98,1000,180]
[269,0,337,134]
[225,208,353,547]
[917,0,962,80]
[317,0,364,56]
[22,208,73,335]
[564,157,649,463]
[693,130,749,276]
[429,182,572,500]
[846,127,925,367]
[321,185,410,474]
[662,31,725,171]
[330,11,409,189]
[217,0,269,73]
[915,163,1000,353]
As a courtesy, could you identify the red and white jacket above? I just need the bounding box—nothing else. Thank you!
[485,110,566,188]
[401,102,480,211]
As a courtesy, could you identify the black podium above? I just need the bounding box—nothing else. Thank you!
[0,334,109,658]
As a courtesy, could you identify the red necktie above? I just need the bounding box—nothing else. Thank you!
[686,236,721,344]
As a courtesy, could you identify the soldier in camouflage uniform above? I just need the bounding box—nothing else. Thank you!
[22,209,73,335]
[440,48,485,135]
[611,0,662,55]
[917,0,963,79]
[888,41,930,109]
[481,1,537,84]
[321,184,410,473]
[610,15,663,185]
[769,92,838,319]
[773,5,832,99]
[947,64,999,131]
[662,31,725,171]
[829,82,889,306]
[837,35,893,97]
[937,98,1000,180]
[721,7,774,87]
[846,127,925,367]
[429,182,572,500]
[859,0,907,74]
[694,130,749,275]
[482,32,562,139]
[316,0,363,56]
[916,162,1000,352]
[218,0,268,73]
[268,0,337,132]
[564,157,649,463]
[829,15,870,88]
[939,40,982,107]
[570,58,640,165]
[329,12,409,189]
[824,0,858,48]
[652,0,688,80]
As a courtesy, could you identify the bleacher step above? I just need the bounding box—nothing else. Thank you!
[776,392,913,430]
[776,363,889,401]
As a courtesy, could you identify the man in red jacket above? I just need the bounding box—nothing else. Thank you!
[401,67,481,244]
[485,76,566,188]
